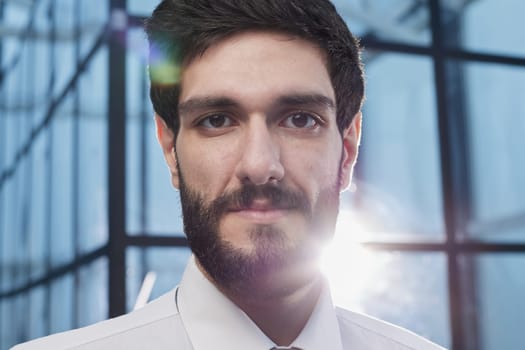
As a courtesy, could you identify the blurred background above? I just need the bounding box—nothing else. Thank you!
[1,0,524,349]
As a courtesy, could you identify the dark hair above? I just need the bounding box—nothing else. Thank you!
[145,0,364,136]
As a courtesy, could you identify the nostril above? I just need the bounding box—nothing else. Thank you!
[237,158,285,186]
[235,125,284,185]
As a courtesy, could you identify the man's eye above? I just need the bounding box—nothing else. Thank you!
[197,114,234,129]
[281,113,320,129]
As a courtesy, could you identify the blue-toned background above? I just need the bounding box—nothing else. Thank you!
[1,1,524,349]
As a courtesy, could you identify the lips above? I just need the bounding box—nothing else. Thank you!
[230,208,287,222]
[228,197,294,212]
[228,199,290,222]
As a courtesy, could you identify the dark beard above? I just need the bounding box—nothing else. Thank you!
[178,175,313,293]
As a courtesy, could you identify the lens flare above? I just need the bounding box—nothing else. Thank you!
[320,209,390,312]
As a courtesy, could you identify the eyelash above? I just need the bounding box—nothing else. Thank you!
[195,113,236,129]
[280,112,323,129]
[194,111,324,130]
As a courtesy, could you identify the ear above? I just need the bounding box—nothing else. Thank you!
[154,114,180,189]
[339,112,362,191]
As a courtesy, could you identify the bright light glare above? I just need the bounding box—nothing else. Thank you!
[320,209,390,312]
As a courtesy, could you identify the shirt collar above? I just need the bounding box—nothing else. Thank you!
[291,282,344,350]
[177,256,344,350]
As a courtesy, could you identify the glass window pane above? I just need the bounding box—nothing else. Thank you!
[442,0,525,57]
[77,47,109,253]
[3,161,31,288]
[31,0,52,101]
[78,257,108,327]
[29,134,48,280]
[0,188,10,293]
[459,254,525,350]
[50,274,74,334]
[1,299,11,349]
[1,2,32,79]
[126,247,191,312]
[1,295,29,349]
[141,120,184,236]
[126,28,184,237]
[334,0,431,45]
[79,0,108,57]
[453,61,525,242]
[322,243,450,348]
[2,102,20,168]
[13,294,30,346]
[50,97,75,267]
[52,1,76,97]
[0,299,8,350]
[29,287,47,341]
[351,52,444,240]
[127,0,157,16]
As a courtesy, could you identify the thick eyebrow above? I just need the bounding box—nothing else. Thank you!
[275,93,336,111]
[178,93,336,117]
[178,97,239,117]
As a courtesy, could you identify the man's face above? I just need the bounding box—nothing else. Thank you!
[156,31,360,293]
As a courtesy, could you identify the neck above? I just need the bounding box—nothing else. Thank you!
[237,274,323,346]
[200,260,324,347]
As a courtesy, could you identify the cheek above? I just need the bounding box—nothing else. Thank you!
[176,138,238,197]
[283,143,342,198]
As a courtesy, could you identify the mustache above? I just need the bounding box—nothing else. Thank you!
[210,183,311,216]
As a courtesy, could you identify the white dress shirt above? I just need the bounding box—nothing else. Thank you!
[12,256,446,350]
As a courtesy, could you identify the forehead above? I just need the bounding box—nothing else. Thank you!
[178,31,335,107]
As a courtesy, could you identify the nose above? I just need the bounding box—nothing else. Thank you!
[235,121,285,185]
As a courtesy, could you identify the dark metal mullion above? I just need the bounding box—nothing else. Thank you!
[429,1,464,349]
[127,14,146,27]
[363,241,525,253]
[108,0,128,319]
[126,234,525,252]
[443,49,525,67]
[361,39,525,67]
[127,235,188,248]
[441,9,480,350]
